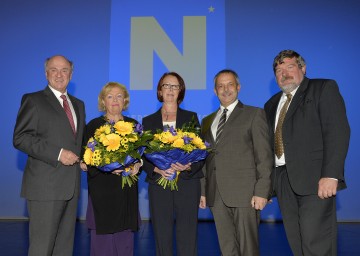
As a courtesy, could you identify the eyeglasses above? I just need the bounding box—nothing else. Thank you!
[162,83,181,90]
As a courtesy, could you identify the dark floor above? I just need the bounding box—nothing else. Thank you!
[0,220,359,255]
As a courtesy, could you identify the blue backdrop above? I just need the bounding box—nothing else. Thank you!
[1,0,359,221]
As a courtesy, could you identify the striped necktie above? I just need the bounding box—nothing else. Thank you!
[60,95,76,135]
[216,108,228,144]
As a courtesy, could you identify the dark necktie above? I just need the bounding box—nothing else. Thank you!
[60,95,76,135]
[216,108,228,144]
[274,93,292,158]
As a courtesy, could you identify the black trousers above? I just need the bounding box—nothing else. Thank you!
[148,178,200,256]
[275,165,337,256]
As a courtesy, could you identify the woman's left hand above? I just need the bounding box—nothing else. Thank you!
[130,162,142,176]
[170,162,191,172]
[112,169,124,176]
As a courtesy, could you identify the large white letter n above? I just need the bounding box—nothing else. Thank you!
[130,16,206,90]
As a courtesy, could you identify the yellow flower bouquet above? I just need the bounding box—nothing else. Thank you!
[144,120,210,190]
[83,120,153,188]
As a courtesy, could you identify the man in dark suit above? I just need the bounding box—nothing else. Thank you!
[200,69,272,255]
[264,50,350,256]
[13,55,86,256]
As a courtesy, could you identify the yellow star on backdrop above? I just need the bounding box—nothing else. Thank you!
[208,6,215,13]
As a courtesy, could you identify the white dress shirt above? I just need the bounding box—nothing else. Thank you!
[274,88,298,167]
[48,85,78,160]
[211,100,238,141]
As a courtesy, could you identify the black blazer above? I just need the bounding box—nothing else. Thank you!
[264,77,350,195]
[142,107,204,184]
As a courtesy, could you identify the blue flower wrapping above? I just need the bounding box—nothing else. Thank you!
[98,146,145,172]
[97,147,145,188]
[144,148,208,170]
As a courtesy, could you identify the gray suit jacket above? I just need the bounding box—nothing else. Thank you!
[13,86,86,200]
[201,100,272,207]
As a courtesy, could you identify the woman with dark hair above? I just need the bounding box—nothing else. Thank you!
[142,72,204,256]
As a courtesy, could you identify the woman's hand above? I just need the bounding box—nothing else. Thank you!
[112,169,124,176]
[130,162,142,176]
[154,167,176,178]
[171,162,191,172]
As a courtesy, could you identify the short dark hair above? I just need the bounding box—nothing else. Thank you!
[273,50,306,73]
[156,72,186,105]
[213,69,240,87]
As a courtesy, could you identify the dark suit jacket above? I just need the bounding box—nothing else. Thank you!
[142,107,204,184]
[264,77,350,195]
[13,86,86,200]
[201,100,273,207]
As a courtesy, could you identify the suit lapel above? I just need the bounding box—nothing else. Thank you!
[267,93,282,131]
[68,94,80,131]
[284,77,309,123]
[202,111,217,145]
[43,86,78,139]
[216,100,243,145]
[43,86,65,114]
[153,108,164,130]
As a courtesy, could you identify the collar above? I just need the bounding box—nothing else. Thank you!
[219,100,238,114]
[48,85,68,99]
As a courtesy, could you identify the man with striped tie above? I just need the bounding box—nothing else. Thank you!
[200,69,272,256]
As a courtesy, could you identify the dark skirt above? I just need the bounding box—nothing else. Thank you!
[86,197,135,256]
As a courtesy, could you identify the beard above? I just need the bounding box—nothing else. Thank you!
[279,76,299,93]
[279,83,299,93]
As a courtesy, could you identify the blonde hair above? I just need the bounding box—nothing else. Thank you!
[98,82,130,111]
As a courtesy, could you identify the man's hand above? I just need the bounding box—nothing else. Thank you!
[59,149,79,166]
[199,196,206,209]
[80,161,87,171]
[318,178,338,199]
[251,196,268,210]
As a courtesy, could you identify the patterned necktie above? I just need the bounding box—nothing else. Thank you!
[216,108,228,144]
[60,95,76,135]
[274,93,292,158]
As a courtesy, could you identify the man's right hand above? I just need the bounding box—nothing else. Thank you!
[199,196,206,209]
[60,149,79,166]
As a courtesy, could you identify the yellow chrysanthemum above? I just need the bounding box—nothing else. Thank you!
[172,138,185,148]
[114,121,133,136]
[159,131,178,144]
[83,148,93,165]
[120,141,129,150]
[186,132,197,139]
[121,144,129,152]
[192,136,205,149]
[128,135,138,142]
[121,137,129,144]
[91,149,102,166]
[104,157,111,164]
[98,133,108,144]
[177,130,184,137]
[95,125,111,137]
[102,133,121,151]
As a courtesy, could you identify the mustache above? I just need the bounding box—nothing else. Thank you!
[221,91,232,97]
[281,76,293,82]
